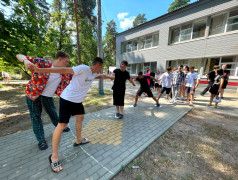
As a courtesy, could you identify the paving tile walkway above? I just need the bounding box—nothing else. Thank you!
[0,80,237,180]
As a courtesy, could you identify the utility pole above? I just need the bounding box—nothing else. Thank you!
[97,0,104,94]
[74,0,81,64]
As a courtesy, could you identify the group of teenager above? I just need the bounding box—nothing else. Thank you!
[144,64,229,109]
[16,51,229,173]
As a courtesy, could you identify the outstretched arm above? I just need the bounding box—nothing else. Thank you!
[33,66,74,74]
[95,75,114,80]
[129,78,136,86]
[16,54,35,72]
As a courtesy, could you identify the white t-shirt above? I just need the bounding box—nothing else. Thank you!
[60,65,99,103]
[154,74,161,84]
[186,72,198,87]
[42,65,61,97]
[160,72,173,88]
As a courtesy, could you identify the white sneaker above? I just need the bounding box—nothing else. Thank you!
[189,102,194,106]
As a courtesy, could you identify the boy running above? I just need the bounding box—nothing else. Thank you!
[133,72,160,107]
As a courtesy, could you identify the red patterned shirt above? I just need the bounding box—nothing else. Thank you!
[25,56,72,101]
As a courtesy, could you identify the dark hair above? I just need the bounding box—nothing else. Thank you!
[92,57,103,66]
[166,67,171,71]
[180,65,184,68]
[217,69,223,75]
[184,66,189,71]
[121,60,128,66]
[213,65,219,69]
[55,51,70,59]
[138,72,143,76]
[147,69,150,73]
[190,66,195,70]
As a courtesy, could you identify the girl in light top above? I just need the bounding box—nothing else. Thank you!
[154,70,162,94]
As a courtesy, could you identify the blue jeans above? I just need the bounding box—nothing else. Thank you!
[26,95,59,142]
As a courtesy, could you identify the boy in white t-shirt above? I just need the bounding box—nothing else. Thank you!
[158,67,173,101]
[185,66,197,106]
[32,57,111,173]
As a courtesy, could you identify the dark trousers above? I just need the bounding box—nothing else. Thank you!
[200,81,214,95]
[26,95,59,142]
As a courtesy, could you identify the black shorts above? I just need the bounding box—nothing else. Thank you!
[161,87,171,94]
[209,84,219,95]
[113,89,125,106]
[59,97,85,123]
[155,83,162,88]
[137,88,153,97]
[186,87,195,94]
[222,81,228,89]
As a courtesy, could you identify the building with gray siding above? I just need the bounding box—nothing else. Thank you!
[116,0,238,81]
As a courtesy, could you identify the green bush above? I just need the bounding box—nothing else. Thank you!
[0,83,3,88]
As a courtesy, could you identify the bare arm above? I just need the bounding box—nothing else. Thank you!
[16,54,35,71]
[193,79,197,90]
[195,79,200,88]
[218,78,224,92]
[35,67,74,74]
[129,78,136,86]
[95,75,114,80]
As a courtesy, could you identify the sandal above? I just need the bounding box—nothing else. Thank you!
[73,138,90,147]
[49,155,62,173]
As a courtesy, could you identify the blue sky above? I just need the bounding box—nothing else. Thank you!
[44,0,197,36]
[99,0,197,36]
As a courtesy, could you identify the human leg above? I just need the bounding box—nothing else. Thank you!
[41,96,58,127]
[26,96,45,143]
[134,94,139,105]
[75,115,86,144]
[51,122,67,172]
[200,82,212,95]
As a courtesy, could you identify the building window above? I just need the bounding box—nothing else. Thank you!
[131,64,137,74]
[152,33,159,47]
[227,9,238,32]
[143,63,151,74]
[209,13,227,35]
[132,40,138,51]
[145,35,152,48]
[192,20,206,39]
[121,42,126,54]
[170,27,180,44]
[180,23,192,41]
[139,37,145,50]
[127,64,131,73]
[126,41,132,52]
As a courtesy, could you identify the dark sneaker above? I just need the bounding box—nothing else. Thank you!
[38,140,48,150]
[133,104,137,107]
[154,103,160,107]
[119,114,123,119]
[63,127,70,132]
[115,113,120,119]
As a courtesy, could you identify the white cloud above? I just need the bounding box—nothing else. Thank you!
[117,12,135,30]
[117,12,129,20]
[120,16,135,30]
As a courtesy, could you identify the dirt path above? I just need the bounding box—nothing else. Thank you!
[113,109,238,180]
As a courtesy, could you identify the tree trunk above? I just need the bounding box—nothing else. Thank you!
[74,0,82,65]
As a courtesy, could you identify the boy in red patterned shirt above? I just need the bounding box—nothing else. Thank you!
[16,51,72,150]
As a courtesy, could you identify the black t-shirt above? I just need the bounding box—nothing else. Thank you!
[207,70,215,82]
[150,72,155,77]
[223,70,230,81]
[136,76,150,89]
[112,69,130,90]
